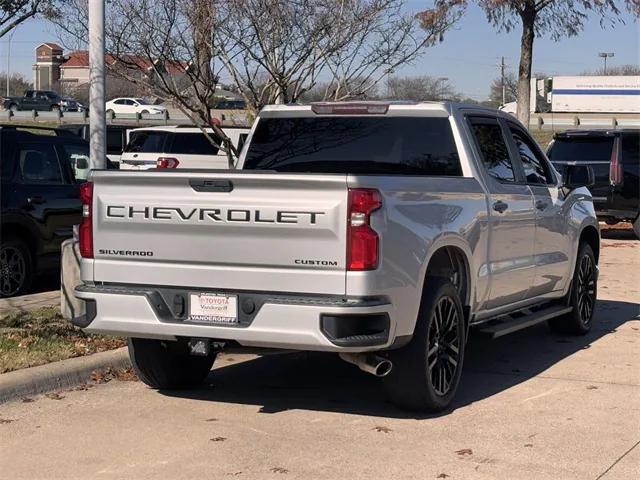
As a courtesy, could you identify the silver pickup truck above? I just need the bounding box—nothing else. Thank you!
[74,102,599,412]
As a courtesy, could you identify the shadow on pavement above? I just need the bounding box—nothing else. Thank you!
[161,299,639,418]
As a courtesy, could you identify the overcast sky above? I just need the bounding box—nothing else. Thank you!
[0,2,637,100]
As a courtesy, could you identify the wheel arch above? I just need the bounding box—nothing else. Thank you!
[579,225,600,264]
[421,240,474,328]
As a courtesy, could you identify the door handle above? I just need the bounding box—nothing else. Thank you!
[535,200,548,211]
[492,200,508,213]
[27,196,46,205]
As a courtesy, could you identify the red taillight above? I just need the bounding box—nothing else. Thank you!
[609,139,623,186]
[156,157,180,169]
[79,182,93,258]
[347,188,382,271]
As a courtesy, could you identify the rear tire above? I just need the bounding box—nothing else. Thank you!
[128,338,216,389]
[383,277,465,412]
[548,243,597,335]
[633,216,640,239]
[0,237,33,298]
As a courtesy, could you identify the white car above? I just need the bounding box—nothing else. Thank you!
[119,125,251,170]
[105,98,167,117]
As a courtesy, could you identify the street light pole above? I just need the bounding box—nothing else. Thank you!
[89,0,106,170]
[437,77,449,101]
[598,52,614,75]
[6,28,16,97]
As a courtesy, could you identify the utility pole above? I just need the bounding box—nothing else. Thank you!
[89,0,106,170]
[500,56,506,107]
[598,52,614,75]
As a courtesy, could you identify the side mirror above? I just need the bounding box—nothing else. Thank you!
[563,164,595,190]
[75,157,89,170]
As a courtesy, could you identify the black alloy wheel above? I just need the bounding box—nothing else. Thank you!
[549,243,597,335]
[0,245,27,297]
[427,296,461,396]
[576,253,596,327]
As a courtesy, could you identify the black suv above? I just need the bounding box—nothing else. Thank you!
[0,126,89,297]
[547,129,640,237]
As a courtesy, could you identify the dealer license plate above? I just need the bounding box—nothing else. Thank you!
[189,293,238,324]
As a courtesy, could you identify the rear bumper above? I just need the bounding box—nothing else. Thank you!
[74,284,398,352]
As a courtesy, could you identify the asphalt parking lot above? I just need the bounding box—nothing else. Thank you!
[1,233,638,480]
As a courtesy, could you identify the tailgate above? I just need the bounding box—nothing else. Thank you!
[90,171,349,295]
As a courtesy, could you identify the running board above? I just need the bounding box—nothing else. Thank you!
[476,305,573,339]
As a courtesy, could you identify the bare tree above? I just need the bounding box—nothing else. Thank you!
[489,71,518,107]
[422,1,638,125]
[583,64,640,76]
[213,0,460,109]
[55,0,237,164]
[385,75,456,101]
[0,72,32,95]
[0,0,56,38]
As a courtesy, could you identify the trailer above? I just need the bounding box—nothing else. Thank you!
[531,76,640,114]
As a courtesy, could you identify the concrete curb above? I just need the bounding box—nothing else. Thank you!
[0,347,130,403]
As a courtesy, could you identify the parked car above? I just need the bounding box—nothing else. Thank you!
[547,129,639,237]
[119,125,250,170]
[58,123,145,167]
[213,99,246,110]
[0,125,89,297]
[105,98,167,117]
[73,102,599,412]
[2,90,85,113]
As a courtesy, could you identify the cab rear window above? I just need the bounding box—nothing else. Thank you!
[125,131,168,153]
[168,133,219,155]
[243,117,461,176]
[548,137,614,162]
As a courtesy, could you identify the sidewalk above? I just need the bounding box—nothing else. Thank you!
[0,291,59,317]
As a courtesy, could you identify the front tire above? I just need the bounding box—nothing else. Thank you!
[383,277,465,412]
[128,338,216,389]
[548,243,597,335]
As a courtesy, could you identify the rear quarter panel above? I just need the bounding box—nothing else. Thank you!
[346,176,490,338]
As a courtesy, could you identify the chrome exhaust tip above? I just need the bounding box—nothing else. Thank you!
[339,353,393,377]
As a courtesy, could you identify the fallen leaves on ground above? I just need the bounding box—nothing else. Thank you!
[21,397,35,403]
[91,367,138,384]
[0,418,15,424]
[437,474,450,479]
[210,437,227,442]
[455,448,473,456]
[0,306,126,373]
[45,392,65,400]
[270,467,289,474]
[373,425,392,433]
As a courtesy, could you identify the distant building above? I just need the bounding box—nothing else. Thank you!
[33,43,64,90]
[32,43,189,93]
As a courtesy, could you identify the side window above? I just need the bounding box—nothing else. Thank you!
[114,99,125,105]
[106,129,124,154]
[57,143,90,182]
[468,117,516,182]
[621,133,639,165]
[18,143,64,184]
[509,126,554,184]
